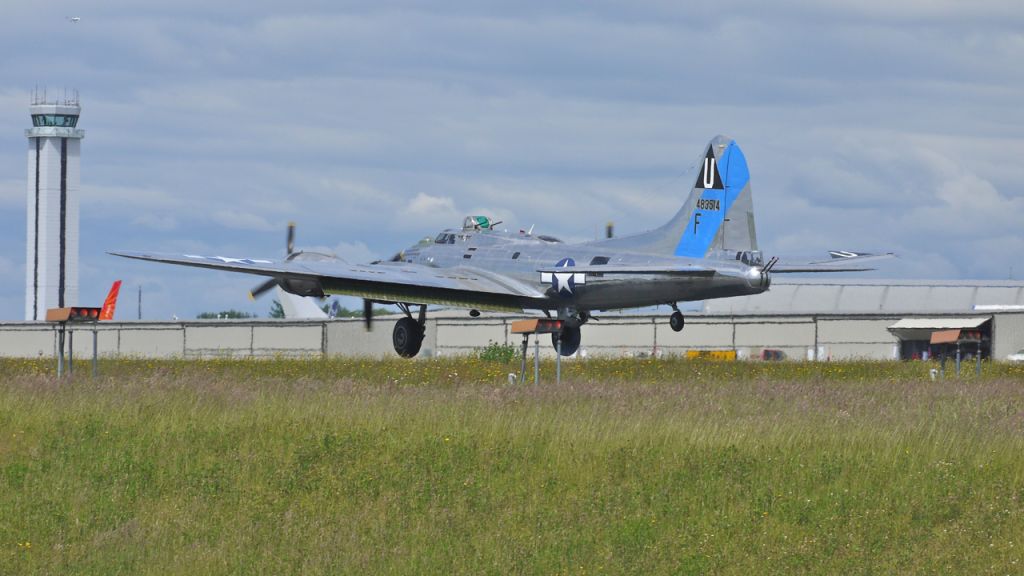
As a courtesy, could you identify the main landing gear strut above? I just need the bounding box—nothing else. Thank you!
[669,303,685,333]
[393,303,427,358]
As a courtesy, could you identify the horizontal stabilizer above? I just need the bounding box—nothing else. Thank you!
[829,250,875,259]
[772,252,895,273]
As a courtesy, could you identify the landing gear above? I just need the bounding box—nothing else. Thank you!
[549,308,587,356]
[552,325,581,357]
[670,311,685,332]
[393,317,423,358]
[669,305,685,333]
[392,303,426,358]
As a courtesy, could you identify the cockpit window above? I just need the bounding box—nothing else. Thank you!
[537,235,562,243]
[589,256,610,265]
[434,233,457,244]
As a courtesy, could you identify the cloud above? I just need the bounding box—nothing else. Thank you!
[0,255,16,277]
[895,159,1024,241]
[332,241,378,264]
[400,193,459,228]
[0,179,25,209]
[132,213,177,231]
[81,184,181,211]
[0,2,1022,319]
[209,210,278,232]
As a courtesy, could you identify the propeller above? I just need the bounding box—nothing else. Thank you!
[249,278,277,300]
[249,222,297,300]
[247,223,371,329]
[363,299,373,330]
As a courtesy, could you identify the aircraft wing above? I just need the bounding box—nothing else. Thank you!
[536,264,717,276]
[110,251,545,311]
[770,251,895,273]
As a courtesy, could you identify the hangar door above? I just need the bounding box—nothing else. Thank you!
[887,317,991,361]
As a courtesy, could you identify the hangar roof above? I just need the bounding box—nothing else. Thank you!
[888,317,990,330]
[703,279,1024,314]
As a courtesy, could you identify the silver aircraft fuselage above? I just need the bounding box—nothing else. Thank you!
[369,226,770,313]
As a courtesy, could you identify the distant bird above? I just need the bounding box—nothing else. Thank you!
[67,16,80,23]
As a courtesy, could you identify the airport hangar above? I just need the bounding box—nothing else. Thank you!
[1,278,1023,362]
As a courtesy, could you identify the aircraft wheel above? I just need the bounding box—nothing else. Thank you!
[393,317,424,358]
[670,311,685,333]
[551,325,581,356]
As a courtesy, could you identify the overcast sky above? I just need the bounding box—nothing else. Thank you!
[1,1,1022,320]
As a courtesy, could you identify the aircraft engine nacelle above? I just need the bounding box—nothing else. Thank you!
[280,278,325,298]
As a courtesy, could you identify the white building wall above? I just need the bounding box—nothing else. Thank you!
[252,325,322,356]
[325,320,407,358]
[1,312,1020,362]
[815,318,900,360]
[184,325,252,357]
[992,313,1024,359]
[656,318,734,351]
[435,319,507,354]
[579,318,653,355]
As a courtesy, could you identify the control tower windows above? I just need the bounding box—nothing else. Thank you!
[32,115,78,128]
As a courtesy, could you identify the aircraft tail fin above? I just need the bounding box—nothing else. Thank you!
[99,280,122,321]
[597,135,757,258]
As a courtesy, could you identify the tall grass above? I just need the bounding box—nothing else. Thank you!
[1,358,1022,574]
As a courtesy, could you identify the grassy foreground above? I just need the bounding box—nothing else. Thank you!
[1,358,1023,574]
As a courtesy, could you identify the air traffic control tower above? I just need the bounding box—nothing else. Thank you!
[25,91,84,321]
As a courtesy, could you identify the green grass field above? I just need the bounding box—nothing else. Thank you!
[2,358,1023,574]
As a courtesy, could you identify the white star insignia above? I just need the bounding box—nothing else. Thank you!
[554,271,575,294]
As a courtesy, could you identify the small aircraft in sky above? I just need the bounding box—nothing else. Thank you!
[112,135,888,357]
[67,16,81,23]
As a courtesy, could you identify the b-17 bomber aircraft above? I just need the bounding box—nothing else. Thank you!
[112,135,888,358]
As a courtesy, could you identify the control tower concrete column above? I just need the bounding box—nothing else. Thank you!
[25,91,85,321]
